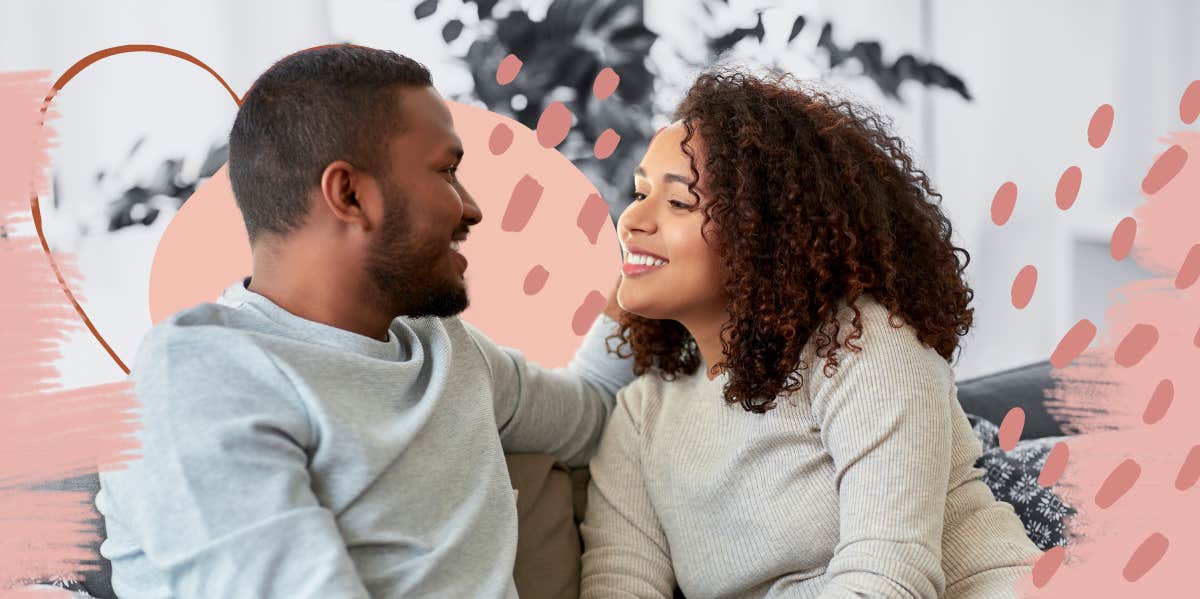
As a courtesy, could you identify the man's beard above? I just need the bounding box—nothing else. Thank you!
[365,179,469,318]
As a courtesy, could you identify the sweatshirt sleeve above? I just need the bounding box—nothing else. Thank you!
[97,326,370,598]
[580,382,676,598]
[809,304,955,599]
[462,313,636,468]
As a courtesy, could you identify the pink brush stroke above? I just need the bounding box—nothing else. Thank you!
[1023,130,1200,596]
[0,72,139,590]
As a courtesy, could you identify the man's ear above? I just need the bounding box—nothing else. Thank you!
[318,160,379,232]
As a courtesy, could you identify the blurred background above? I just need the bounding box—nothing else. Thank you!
[1,0,1195,388]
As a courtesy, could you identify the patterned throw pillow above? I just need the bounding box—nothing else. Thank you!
[967,414,1076,550]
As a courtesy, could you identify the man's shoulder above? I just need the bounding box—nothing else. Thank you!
[134,303,288,386]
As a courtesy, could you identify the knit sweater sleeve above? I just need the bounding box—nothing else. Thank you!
[579,379,676,598]
[809,302,955,598]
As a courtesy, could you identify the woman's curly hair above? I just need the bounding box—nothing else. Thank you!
[609,68,974,413]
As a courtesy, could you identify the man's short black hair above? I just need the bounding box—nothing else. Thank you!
[229,45,432,243]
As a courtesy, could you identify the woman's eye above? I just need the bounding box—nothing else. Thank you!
[630,190,647,201]
[669,200,694,210]
[443,166,458,178]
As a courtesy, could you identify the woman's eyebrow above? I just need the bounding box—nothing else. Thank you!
[634,166,692,186]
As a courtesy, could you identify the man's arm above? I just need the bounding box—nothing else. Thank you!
[464,278,637,467]
[98,327,369,598]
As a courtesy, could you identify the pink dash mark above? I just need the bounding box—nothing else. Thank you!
[1011,265,1037,309]
[998,407,1025,451]
[576,193,609,245]
[1114,323,1159,368]
[1050,319,1098,369]
[1141,144,1188,195]
[500,174,544,232]
[594,128,621,159]
[1033,546,1066,588]
[571,290,607,336]
[488,123,514,155]
[1175,445,1200,490]
[1110,216,1137,260]
[1181,80,1200,124]
[592,67,620,100]
[1173,244,1200,289]
[1141,379,1174,425]
[495,53,523,85]
[523,265,550,295]
[1087,103,1115,148]
[1095,458,1141,509]
[536,101,572,148]
[1039,441,1070,487]
[1055,165,1083,211]
[1123,533,1169,583]
[990,181,1018,226]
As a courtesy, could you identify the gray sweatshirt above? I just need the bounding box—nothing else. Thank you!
[96,277,634,598]
[580,297,1042,598]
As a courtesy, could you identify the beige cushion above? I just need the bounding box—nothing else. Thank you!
[507,454,585,599]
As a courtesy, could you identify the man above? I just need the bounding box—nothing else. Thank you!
[96,45,632,598]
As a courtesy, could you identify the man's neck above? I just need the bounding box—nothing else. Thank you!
[248,244,393,342]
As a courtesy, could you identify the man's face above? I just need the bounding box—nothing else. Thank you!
[365,86,482,318]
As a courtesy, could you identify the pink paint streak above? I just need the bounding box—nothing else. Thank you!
[1088,104,1114,148]
[1181,80,1200,124]
[1110,217,1136,261]
[488,123,514,155]
[523,265,549,295]
[1141,379,1174,425]
[1173,243,1200,289]
[1094,458,1140,509]
[1055,165,1082,210]
[991,181,1018,226]
[1141,144,1187,194]
[500,174,544,232]
[1011,265,1037,309]
[571,290,606,336]
[576,193,608,245]
[1032,546,1065,588]
[495,54,522,85]
[1,72,140,587]
[1113,324,1158,367]
[1122,533,1168,582]
[1175,445,1200,491]
[536,101,572,149]
[1039,441,1070,487]
[1050,319,1097,369]
[998,407,1025,451]
[592,67,619,100]
[594,128,620,160]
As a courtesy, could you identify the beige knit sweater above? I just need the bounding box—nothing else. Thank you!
[580,298,1041,598]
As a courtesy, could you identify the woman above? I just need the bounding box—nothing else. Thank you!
[580,68,1042,599]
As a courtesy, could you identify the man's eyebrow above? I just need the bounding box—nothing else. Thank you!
[634,166,692,186]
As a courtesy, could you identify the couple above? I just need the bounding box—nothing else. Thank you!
[96,45,1040,598]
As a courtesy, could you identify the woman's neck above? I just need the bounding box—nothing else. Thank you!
[680,313,729,380]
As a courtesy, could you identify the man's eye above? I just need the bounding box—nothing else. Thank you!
[630,190,646,201]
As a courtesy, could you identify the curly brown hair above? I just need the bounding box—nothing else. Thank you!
[609,68,974,413]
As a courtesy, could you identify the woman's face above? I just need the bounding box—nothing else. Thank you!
[616,122,728,323]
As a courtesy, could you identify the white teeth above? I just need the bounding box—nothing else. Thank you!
[626,253,667,268]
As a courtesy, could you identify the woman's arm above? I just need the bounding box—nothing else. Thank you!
[580,384,676,598]
[812,304,956,598]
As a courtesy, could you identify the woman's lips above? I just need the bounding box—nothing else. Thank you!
[621,261,667,277]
